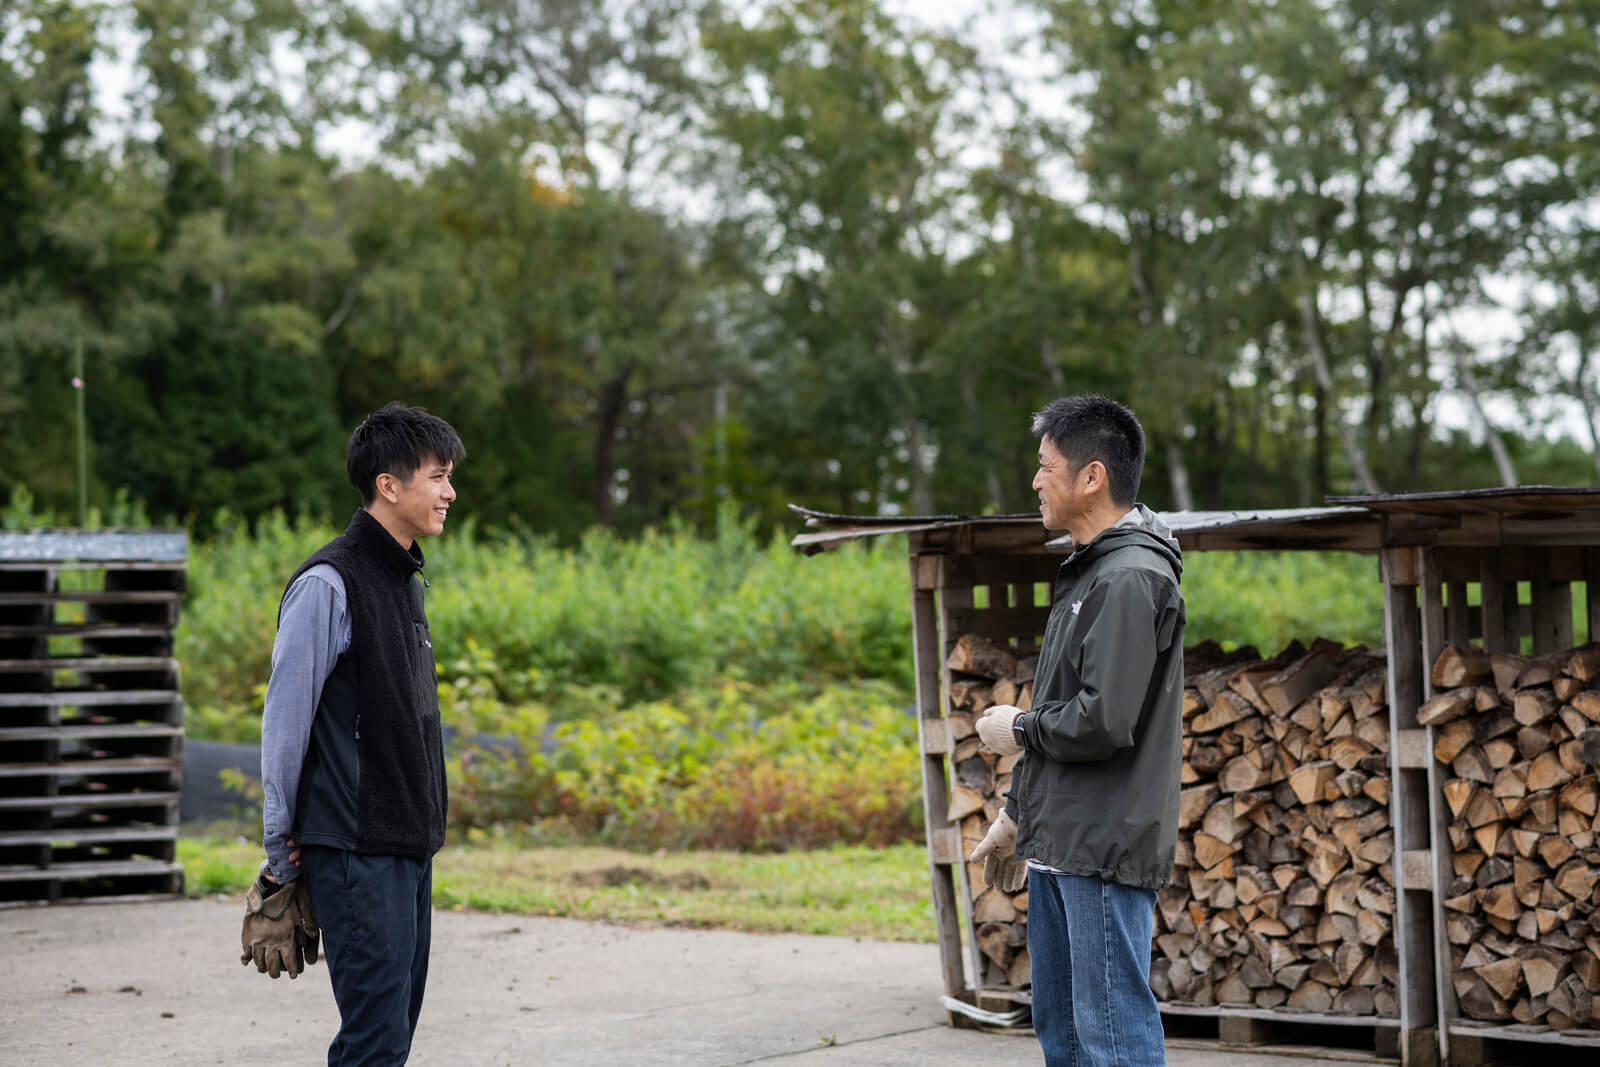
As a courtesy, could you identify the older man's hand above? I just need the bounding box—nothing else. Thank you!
[969,810,1027,892]
[975,704,1025,757]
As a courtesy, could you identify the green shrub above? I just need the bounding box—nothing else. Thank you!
[1182,551,1386,652]
[444,679,922,852]
[178,510,912,740]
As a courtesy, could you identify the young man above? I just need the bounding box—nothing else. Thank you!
[969,395,1185,1066]
[243,402,465,1065]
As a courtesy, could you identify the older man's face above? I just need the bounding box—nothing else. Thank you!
[1031,436,1079,531]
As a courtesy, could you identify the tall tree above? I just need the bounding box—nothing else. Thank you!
[701,0,988,514]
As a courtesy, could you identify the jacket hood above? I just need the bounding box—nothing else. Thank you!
[1072,503,1183,579]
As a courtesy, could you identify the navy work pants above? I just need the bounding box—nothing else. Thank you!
[300,846,434,1066]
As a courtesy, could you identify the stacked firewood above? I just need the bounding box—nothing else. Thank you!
[944,634,1038,990]
[943,633,1400,1014]
[1155,638,1399,1016]
[1421,644,1600,1030]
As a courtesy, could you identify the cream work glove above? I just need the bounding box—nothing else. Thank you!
[975,704,1025,757]
[969,810,1027,892]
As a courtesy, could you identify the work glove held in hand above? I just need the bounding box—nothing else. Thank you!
[293,881,320,966]
[975,705,1024,757]
[968,810,1027,893]
[241,875,304,979]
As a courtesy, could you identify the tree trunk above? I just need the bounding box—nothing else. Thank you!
[1290,217,1380,494]
[907,420,934,516]
[592,358,637,525]
[1460,368,1519,487]
[1296,285,1379,494]
[959,363,1006,510]
[1166,437,1194,512]
[1008,184,1065,393]
[1313,377,1330,502]
[1561,280,1600,484]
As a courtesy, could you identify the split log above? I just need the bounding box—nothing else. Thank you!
[945,635,1018,681]
[1435,645,1494,689]
[1427,641,1600,1031]
[1418,687,1476,727]
[1143,639,1398,1016]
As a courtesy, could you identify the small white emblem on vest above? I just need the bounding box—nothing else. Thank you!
[1071,600,1083,615]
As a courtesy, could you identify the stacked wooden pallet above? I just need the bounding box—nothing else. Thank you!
[1156,639,1399,1016]
[0,532,186,905]
[1421,644,1600,1030]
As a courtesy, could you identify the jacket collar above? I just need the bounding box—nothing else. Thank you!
[345,508,425,577]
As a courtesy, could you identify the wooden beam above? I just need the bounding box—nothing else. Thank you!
[1479,553,1509,655]
[1420,550,1446,703]
[1381,546,1440,1061]
[943,606,1052,646]
[1445,581,1471,648]
[910,550,965,998]
[1588,548,1600,643]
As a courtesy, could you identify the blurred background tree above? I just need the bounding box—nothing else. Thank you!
[3,0,1599,533]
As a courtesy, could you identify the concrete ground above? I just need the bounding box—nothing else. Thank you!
[2,897,1391,1066]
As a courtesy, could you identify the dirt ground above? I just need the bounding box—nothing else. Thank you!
[2,896,1391,1066]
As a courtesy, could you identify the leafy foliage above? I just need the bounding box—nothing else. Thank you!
[445,678,921,851]
[9,0,1600,537]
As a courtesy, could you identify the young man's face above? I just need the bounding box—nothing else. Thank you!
[1031,436,1080,531]
[387,453,456,545]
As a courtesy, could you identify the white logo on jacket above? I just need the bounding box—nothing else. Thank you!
[1071,600,1083,615]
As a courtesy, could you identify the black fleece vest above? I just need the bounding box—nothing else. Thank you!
[285,509,447,859]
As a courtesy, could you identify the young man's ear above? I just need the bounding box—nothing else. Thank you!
[374,473,399,504]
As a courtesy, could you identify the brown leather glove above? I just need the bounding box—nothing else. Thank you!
[293,880,320,966]
[241,875,305,979]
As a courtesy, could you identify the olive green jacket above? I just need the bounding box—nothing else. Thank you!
[1005,504,1186,889]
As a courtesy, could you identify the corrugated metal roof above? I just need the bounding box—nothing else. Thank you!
[790,504,1381,554]
[1047,506,1379,552]
[1329,485,1600,513]
[789,506,1037,554]
[792,487,1600,554]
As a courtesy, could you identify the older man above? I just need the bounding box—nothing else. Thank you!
[970,394,1186,1066]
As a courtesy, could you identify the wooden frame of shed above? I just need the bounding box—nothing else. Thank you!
[0,530,188,906]
[792,487,1600,1067]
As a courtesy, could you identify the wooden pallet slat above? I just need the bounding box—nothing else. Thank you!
[0,757,181,778]
[0,656,178,673]
[0,590,183,605]
[0,723,183,742]
[0,825,177,847]
[0,689,181,708]
[0,858,181,883]
[0,790,181,811]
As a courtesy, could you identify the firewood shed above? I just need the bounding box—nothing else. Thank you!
[792,486,1600,1067]
[0,530,188,906]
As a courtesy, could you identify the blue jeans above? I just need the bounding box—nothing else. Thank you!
[300,847,434,1066]
[1027,867,1165,1066]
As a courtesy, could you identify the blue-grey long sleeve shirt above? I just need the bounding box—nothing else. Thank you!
[260,564,351,882]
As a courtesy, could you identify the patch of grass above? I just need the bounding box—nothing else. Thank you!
[178,831,262,895]
[432,840,934,941]
[179,830,934,942]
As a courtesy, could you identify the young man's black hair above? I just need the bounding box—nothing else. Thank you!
[346,402,467,506]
